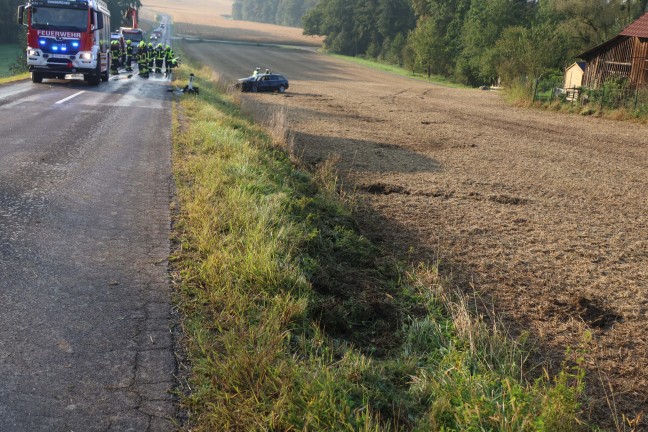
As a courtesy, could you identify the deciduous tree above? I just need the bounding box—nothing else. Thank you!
[1,0,24,43]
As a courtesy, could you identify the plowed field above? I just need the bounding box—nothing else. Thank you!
[145,0,647,426]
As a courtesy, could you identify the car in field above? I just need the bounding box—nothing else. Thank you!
[235,73,289,93]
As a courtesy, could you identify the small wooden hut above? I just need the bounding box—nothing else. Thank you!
[579,12,648,88]
[564,62,586,88]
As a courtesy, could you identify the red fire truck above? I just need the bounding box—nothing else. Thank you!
[119,6,143,55]
[17,0,111,85]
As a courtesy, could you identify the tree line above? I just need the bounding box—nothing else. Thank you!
[232,0,319,27]
[0,0,141,44]
[1,0,24,43]
[234,0,648,86]
[307,0,648,86]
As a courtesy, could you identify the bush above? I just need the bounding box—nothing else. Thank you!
[582,77,633,110]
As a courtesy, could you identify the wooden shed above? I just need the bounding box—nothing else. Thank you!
[579,12,648,88]
[563,62,586,100]
[564,62,586,88]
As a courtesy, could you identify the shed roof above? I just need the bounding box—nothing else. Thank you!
[577,12,648,59]
[619,12,648,37]
[565,61,586,72]
[577,35,625,60]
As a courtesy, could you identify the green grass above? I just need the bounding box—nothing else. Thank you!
[0,43,28,83]
[171,54,590,431]
[504,80,648,123]
[328,53,470,89]
[0,72,29,85]
[0,44,27,81]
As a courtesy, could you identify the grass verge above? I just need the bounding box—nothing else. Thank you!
[504,81,648,123]
[0,44,20,76]
[0,44,29,83]
[171,57,590,431]
[328,54,469,89]
[0,72,29,85]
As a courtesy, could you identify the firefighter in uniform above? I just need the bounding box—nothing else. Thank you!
[169,56,179,71]
[155,43,164,74]
[164,44,175,76]
[110,40,120,75]
[137,41,148,77]
[148,42,155,74]
[125,39,133,72]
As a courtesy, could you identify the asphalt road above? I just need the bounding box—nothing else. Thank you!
[0,67,176,429]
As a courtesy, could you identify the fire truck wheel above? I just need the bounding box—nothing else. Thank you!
[86,60,101,85]
[31,72,43,83]
[102,54,110,81]
[87,74,100,86]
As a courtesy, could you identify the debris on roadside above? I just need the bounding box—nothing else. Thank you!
[182,73,199,95]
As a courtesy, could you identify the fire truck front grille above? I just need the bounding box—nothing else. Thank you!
[47,58,73,64]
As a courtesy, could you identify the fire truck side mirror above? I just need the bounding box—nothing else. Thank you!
[17,5,25,26]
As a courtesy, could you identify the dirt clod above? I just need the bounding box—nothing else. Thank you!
[572,297,623,329]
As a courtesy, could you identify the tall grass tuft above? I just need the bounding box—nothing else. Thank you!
[171,52,590,431]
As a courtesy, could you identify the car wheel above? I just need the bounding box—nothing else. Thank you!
[31,72,43,83]
[278,85,285,93]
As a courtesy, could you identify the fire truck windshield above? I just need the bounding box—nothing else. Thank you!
[124,33,143,43]
[31,7,88,32]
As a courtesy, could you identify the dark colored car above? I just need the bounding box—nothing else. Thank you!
[236,74,289,93]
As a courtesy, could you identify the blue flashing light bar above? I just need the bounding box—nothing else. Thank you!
[37,38,81,55]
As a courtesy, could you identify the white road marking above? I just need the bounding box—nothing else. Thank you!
[55,91,86,105]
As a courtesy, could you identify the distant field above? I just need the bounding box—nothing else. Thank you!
[0,44,21,77]
[140,0,322,47]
